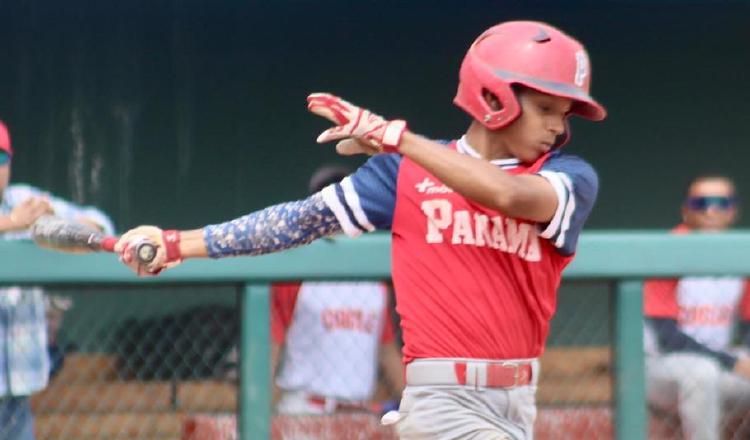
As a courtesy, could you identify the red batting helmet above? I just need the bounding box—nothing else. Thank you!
[454,21,607,132]
[0,120,11,157]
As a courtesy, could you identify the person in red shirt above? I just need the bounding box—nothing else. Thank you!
[644,175,750,440]
[115,21,605,439]
[271,165,404,415]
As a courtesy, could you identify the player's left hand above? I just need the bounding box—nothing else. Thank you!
[307,93,408,153]
[115,226,182,276]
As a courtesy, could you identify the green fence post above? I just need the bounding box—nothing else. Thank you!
[240,283,271,440]
[614,280,646,440]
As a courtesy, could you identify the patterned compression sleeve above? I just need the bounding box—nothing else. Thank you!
[203,192,343,258]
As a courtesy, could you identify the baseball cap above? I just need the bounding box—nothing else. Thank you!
[0,120,12,157]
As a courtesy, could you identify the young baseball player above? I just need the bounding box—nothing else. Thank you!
[644,175,750,440]
[116,21,605,439]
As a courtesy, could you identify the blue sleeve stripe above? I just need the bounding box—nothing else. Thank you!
[321,184,364,237]
[334,184,367,233]
[537,153,598,255]
[554,173,576,249]
[340,176,375,232]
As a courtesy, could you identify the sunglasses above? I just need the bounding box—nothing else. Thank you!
[0,151,9,165]
[685,196,737,211]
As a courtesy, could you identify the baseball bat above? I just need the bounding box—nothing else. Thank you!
[30,215,157,264]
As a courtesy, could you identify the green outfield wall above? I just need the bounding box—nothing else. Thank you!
[4,231,750,438]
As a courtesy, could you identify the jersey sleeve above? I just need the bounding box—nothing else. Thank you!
[536,154,599,255]
[320,154,401,237]
[270,282,301,344]
[643,279,680,318]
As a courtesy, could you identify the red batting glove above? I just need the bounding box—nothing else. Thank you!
[307,93,408,153]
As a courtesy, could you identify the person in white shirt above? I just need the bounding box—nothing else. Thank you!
[644,175,750,440]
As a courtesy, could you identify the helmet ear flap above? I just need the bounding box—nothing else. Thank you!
[479,83,520,129]
[454,53,522,130]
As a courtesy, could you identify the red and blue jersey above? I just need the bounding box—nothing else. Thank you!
[321,138,598,362]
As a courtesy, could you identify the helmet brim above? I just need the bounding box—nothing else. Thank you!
[494,69,607,121]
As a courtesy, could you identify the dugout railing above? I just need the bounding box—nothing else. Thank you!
[2,231,749,439]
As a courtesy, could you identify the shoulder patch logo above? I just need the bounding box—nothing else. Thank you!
[415,177,453,194]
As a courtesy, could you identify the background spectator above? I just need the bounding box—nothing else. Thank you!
[271,165,404,415]
[0,120,114,440]
[644,175,750,440]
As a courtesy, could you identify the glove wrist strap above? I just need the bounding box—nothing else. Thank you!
[162,230,182,263]
[380,120,408,153]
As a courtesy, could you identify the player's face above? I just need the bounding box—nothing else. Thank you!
[682,178,737,231]
[501,89,572,163]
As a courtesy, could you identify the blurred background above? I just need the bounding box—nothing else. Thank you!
[2,0,749,231]
[1,0,749,439]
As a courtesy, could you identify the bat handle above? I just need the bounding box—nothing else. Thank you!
[100,237,118,252]
[100,236,158,264]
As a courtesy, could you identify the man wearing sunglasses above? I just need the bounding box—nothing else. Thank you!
[644,175,750,440]
[0,120,114,440]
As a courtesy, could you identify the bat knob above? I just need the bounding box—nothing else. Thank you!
[134,241,157,264]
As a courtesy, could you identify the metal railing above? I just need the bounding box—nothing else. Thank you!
[3,231,750,439]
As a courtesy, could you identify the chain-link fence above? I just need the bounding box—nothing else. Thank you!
[641,275,750,440]
[0,280,621,440]
[535,281,613,440]
[22,285,239,440]
[7,278,748,439]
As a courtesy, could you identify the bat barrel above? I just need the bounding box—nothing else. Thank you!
[31,215,156,264]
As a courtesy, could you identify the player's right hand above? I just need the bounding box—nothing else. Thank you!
[115,226,182,276]
[307,93,408,153]
[10,196,54,229]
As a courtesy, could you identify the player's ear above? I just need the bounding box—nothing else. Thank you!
[482,89,503,112]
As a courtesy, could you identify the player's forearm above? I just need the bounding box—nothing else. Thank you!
[398,132,556,221]
[201,193,342,258]
[176,229,210,259]
[0,214,19,232]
